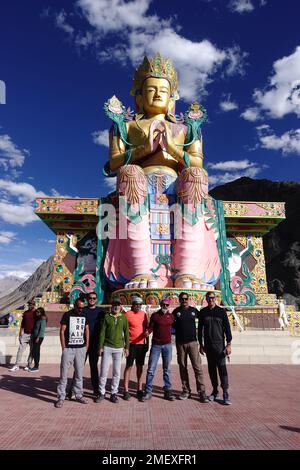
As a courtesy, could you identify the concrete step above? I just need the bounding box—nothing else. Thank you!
[1,329,298,365]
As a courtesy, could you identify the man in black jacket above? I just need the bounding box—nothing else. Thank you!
[173,292,208,402]
[198,292,232,405]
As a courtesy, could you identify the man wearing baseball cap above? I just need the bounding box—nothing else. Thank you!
[141,298,175,402]
[123,296,148,401]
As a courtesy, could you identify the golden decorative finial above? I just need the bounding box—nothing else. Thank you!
[131,52,179,99]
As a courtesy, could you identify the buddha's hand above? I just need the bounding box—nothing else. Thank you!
[164,124,182,160]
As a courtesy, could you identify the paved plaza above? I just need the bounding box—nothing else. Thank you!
[0,363,300,450]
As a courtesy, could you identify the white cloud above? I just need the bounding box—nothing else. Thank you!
[219,95,238,112]
[0,133,28,172]
[208,159,257,171]
[244,47,300,120]
[0,258,45,280]
[257,125,300,156]
[92,129,109,147]
[228,0,267,14]
[208,159,266,187]
[55,10,75,36]
[0,231,16,245]
[50,188,73,198]
[78,0,161,33]
[0,201,39,225]
[228,0,254,13]
[0,179,45,202]
[240,107,261,122]
[38,238,56,244]
[50,0,247,102]
[104,177,117,192]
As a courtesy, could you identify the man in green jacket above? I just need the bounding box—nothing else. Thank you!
[96,298,129,404]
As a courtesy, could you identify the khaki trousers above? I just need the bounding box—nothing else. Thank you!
[176,341,205,394]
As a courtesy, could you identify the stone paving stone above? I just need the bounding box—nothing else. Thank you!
[0,364,300,450]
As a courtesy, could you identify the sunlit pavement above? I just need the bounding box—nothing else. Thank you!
[0,364,300,450]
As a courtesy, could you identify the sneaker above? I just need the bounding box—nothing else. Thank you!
[29,367,39,373]
[54,400,64,408]
[164,390,175,401]
[110,394,119,404]
[123,391,131,401]
[178,390,191,400]
[76,396,88,404]
[24,366,30,371]
[9,365,19,372]
[199,392,209,403]
[223,392,231,406]
[136,390,144,400]
[208,390,219,402]
[141,392,152,402]
[94,394,105,403]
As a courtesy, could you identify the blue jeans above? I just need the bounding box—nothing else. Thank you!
[145,343,172,393]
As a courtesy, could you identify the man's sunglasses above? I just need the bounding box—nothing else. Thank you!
[89,297,97,300]
[207,297,216,300]
[161,303,169,307]
[180,297,188,301]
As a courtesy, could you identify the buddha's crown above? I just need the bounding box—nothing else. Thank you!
[131,52,179,99]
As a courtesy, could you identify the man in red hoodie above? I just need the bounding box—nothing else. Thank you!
[9,300,36,371]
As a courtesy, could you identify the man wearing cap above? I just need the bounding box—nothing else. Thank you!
[198,292,232,405]
[96,298,129,404]
[9,299,36,372]
[172,292,208,402]
[123,296,148,401]
[141,299,175,402]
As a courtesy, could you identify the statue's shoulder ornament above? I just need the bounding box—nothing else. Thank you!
[103,96,134,177]
[182,101,208,145]
[104,95,134,140]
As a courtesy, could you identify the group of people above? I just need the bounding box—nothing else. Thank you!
[8,291,232,407]
[53,291,232,408]
[9,300,48,373]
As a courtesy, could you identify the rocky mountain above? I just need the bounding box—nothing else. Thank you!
[210,177,300,309]
[0,275,25,297]
[0,256,53,314]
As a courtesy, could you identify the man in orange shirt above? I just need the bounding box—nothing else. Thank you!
[123,297,148,400]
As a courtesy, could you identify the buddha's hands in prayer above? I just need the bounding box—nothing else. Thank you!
[164,123,182,161]
[149,120,167,153]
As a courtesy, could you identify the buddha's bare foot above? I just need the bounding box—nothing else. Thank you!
[174,275,203,288]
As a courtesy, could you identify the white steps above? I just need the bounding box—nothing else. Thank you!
[0,329,298,365]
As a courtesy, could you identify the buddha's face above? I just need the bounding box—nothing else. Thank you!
[141,77,171,116]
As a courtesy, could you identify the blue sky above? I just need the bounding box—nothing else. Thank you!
[0,0,300,279]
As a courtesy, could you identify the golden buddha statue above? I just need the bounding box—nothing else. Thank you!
[103,53,221,290]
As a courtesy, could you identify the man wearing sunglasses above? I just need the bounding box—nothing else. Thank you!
[141,299,175,402]
[198,292,232,405]
[67,292,105,400]
[172,292,208,402]
[83,292,106,397]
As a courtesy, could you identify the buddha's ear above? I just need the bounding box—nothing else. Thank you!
[168,97,176,116]
[135,95,144,114]
[167,98,177,122]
